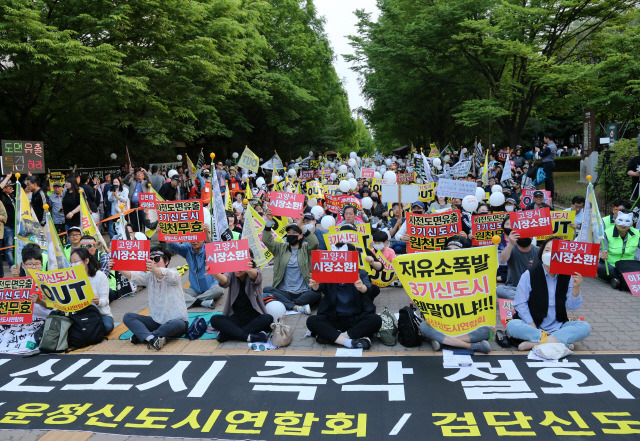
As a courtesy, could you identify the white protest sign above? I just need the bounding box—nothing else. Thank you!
[381,184,420,204]
[436,178,477,199]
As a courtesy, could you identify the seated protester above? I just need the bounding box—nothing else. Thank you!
[341,224,383,301]
[387,203,406,255]
[121,247,189,350]
[565,195,585,234]
[70,248,113,334]
[372,228,396,263]
[602,199,630,231]
[444,235,471,250]
[63,226,83,261]
[394,200,426,245]
[496,218,509,282]
[263,211,319,313]
[79,235,110,278]
[525,190,551,210]
[484,177,497,193]
[226,210,241,240]
[303,213,326,250]
[476,203,491,215]
[506,237,591,351]
[166,224,223,309]
[598,210,640,290]
[12,243,50,320]
[338,204,366,226]
[420,316,491,353]
[209,256,273,343]
[429,196,451,213]
[504,197,518,212]
[306,252,382,350]
[496,219,539,300]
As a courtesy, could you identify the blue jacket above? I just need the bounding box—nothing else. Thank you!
[167,242,218,294]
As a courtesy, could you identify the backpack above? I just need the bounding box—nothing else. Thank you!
[186,316,208,340]
[38,311,73,353]
[397,306,422,347]
[67,305,106,349]
[532,167,547,186]
[375,307,398,346]
[271,318,293,348]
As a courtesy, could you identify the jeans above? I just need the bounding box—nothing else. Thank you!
[496,285,517,300]
[263,286,321,310]
[420,321,490,344]
[391,241,406,255]
[210,313,273,342]
[184,285,224,308]
[102,315,114,334]
[307,313,382,343]
[107,220,116,239]
[123,312,188,341]
[3,226,14,267]
[597,262,617,281]
[506,319,591,346]
[542,162,555,197]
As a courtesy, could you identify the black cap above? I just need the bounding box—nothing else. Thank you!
[340,223,358,232]
[286,223,302,234]
[533,190,544,197]
[303,213,315,221]
[171,174,181,182]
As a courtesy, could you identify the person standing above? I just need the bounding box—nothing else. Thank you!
[150,165,165,192]
[62,177,82,231]
[626,152,640,201]
[0,174,16,269]
[49,182,66,235]
[124,168,151,232]
[536,133,557,197]
[24,176,47,226]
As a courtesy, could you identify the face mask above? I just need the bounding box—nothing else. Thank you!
[371,197,379,202]
[70,261,82,267]
[412,210,423,214]
[286,235,299,245]
[517,238,532,247]
[541,252,552,266]
[373,243,385,251]
[303,224,314,233]
[615,212,633,227]
[455,204,462,210]
[505,205,514,212]
[503,228,512,236]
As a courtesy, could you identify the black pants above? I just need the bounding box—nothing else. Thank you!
[542,162,555,197]
[307,313,382,343]
[210,313,273,342]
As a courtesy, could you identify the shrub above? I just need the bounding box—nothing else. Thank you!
[597,138,639,203]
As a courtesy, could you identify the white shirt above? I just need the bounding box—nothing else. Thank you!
[131,268,188,324]
[89,272,112,318]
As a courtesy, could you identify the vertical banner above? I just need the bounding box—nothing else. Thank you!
[268,192,305,218]
[205,239,251,274]
[79,191,108,253]
[0,278,35,324]
[242,205,280,268]
[157,200,205,242]
[111,240,151,272]
[472,212,508,246]
[28,266,95,313]
[536,211,576,240]
[509,207,553,238]
[406,211,462,253]
[1,140,45,174]
[311,250,359,283]
[550,240,600,277]
[393,246,498,336]
[15,183,48,268]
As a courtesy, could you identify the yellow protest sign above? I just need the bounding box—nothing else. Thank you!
[537,211,576,240]
[324,184,338,196]
[306,181,324,200]
[28,266,96,313]
[371,178,383,195]
[418,183,436,203]
[238,146,260,172]
[329,223,372,250]
[393,246,498,337]
[79,191,108,252]
[370,250,397,287]
[324,230,372,275]
[242,205,275,268]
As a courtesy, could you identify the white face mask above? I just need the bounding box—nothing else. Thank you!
[373,243,385,251]
[70,261,83,267]
[505,205,514,212]
[303,223,314,233]
[615,212,633,227]
[541,252,551,266]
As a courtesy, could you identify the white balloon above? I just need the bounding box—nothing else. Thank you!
[374,171,382,179]
[339,180,351,192]
[320,215,335,230]
[309,150,313,156]
[356,157,362,164]
[489,192,506,207]
[379,165,387,173]
[176,155,183,161]
[383,170,397,184]
[462,148,468,154]
[168,169,178,178]
[392,156,397,162]
[348,178,358,190]
[444,155,451,163]
[475,186,486,201]
[328,161,335,169]
[242,174,249,181]
[346,172,354,179]
[232,152,239,159]
[339,164,348,173]
[348,158,356,167]
[288,168,297,177]
[462,195,478,213]
[361,197,373,210]
[432,158,442,167]
[256,177,265,187]
[330,173,337,180]
[350,151,357,158]
[307,198,317,207]
[491,184,503,194]
[311,205,324,219]
[265,301,286,322]
[318,155,323,160]
[436,165,442,170]
[273,176,280,183]
[385,158,392,166]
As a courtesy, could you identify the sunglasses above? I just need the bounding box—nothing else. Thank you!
[151,256,164,263]
[80,244,95,249]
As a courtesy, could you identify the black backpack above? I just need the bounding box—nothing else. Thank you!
[397,306,422,347]
[67,305,106,349]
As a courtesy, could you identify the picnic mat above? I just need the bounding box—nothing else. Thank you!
[119,311,221,340]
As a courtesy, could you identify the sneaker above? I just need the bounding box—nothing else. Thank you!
[130,334,142,345]
[298,304,311,315]
[201,299,215,309]
[568,344,575,351]
[147,336,166,350]
[610,277,621,290]
[249,331,268,343]
[351,337,371,350]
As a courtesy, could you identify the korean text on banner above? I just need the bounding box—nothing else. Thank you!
[323,231,372,274]
[509,207,553,238]
[300,170,315,180]
[397,172,415,183]
[536,211,576,240]
[418,183,436,203]
[0,278,34,325]
[1,140,45,174]
[550,240,600,278]
[111,240,150,272]
[498,298,515,328]
[306,181,324,200]
[268,191,305,218]
[311,251,359,283]
[622,272,640,295]
[139,193,157,209]
[324,194,362,215]
[472,213,508,246]
[157,200,205,243]
[205,239,251,274]
[406,211,462,253]
[28,266,95,313]
[238,146,260,173]
[361,168,375,179]
[393,246,497,337]
[436,178,477,199]
[520,189,552,209]
[369,251,398,287]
